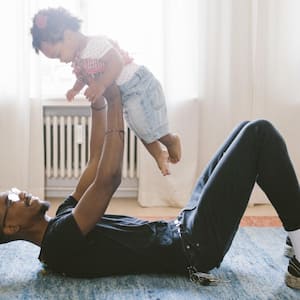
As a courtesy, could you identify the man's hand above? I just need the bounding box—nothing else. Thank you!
[83,47,123,103]
[84,81,106,103]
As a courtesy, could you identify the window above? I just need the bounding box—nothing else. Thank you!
[37,0,164,99]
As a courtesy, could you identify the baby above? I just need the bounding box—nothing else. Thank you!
[31,7,181,175]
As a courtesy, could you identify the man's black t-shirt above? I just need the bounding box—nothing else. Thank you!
[39,196,187,277]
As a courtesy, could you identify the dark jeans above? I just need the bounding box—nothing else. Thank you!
[177,119,300,272]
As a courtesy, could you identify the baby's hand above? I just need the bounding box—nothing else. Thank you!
[66,89,78,102]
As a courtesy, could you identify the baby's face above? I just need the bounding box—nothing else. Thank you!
[40,35,76,64]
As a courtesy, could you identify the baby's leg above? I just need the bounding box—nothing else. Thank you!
[159,133,181,163]
[143,140,170,176]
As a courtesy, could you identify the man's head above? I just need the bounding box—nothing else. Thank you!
[0,189,50,244]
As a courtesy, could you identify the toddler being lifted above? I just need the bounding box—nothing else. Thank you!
[31,7,181,175]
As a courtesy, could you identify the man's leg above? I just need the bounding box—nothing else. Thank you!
[184,120,250,210]
[178,119,300,272]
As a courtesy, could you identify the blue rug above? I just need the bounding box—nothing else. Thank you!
[0,227,300,300]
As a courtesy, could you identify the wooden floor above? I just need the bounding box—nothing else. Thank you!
[47,197,278,223]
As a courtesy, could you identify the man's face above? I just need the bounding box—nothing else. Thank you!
[0,190,50,237]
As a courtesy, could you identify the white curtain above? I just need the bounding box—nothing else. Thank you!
[138,0,300,207]
[0,1,44,198]
[1,0,299,205]
[250,0,300,203]
[139,0,206,207]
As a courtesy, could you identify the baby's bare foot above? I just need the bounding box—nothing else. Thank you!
[157,150,170,176]
[168,134,181,164]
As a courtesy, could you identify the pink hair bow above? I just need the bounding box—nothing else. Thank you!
[35,14,47,29]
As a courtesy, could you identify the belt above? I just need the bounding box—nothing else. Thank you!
[174,219,229,286]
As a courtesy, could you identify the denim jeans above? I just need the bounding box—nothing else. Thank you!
[176,119,300,272]
[119,66,169,143]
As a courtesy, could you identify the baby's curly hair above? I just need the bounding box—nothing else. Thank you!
[31,7,82,54]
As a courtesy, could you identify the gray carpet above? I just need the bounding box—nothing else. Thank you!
[0,227,300,299]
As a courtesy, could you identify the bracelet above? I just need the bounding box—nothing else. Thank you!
[105,129,125,135]
[91,103,107,111]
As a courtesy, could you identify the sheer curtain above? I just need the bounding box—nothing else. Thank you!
[138,0,204,207]
[0,1,44,197]
[138,0,300,207]
[2,1,299,205]
[250,0,300,203]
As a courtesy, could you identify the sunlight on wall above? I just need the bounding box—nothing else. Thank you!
[85,0,163,70]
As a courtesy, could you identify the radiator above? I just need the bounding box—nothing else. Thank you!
[43,104,139,198]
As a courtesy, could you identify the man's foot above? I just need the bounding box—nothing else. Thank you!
[285,236,295,258]
[167,134,181,164]
[285,256,300,289]
[156,150,170,176]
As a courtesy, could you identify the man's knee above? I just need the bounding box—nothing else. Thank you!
[246,119,275,136]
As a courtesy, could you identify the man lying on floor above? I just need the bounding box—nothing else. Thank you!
[0,83,300,289]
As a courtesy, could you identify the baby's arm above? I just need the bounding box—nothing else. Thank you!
[84,48,123,102]
[66,79,85,101]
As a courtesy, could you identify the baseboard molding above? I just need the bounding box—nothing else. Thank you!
[45,178,138,198]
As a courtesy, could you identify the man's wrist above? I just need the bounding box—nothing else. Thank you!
[91,103,107,111]
[105,129,125,135]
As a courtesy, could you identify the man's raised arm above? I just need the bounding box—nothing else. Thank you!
[72,85,124,235]
[71,84,121,202]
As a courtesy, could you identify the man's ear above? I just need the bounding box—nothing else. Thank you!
[3,225,21,236]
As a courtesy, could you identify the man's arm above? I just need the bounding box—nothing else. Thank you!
[72,84,124,235]
[71,85,121,202]
[71,96,107,201]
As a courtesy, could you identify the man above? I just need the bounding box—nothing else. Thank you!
[0,86,300,289]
